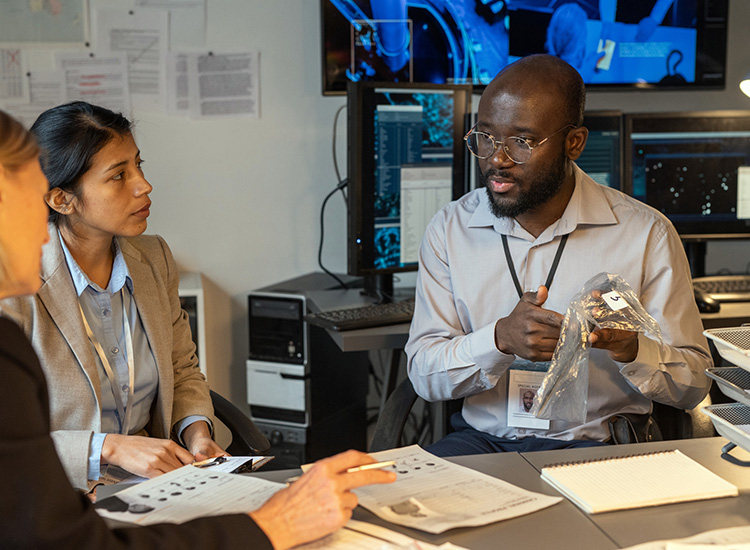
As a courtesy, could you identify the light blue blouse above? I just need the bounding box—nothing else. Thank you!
[59,235,207,480]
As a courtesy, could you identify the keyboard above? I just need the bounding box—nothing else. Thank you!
[693,275,750,303]
[304,298,415,331]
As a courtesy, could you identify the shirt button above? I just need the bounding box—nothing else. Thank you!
[121,384,129,392]
[111,347,119,354]
[102,309,111,316]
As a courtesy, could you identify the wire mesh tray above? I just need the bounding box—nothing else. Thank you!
[702,403,750,453]
[706,367,750,406]
[704,327,750,371]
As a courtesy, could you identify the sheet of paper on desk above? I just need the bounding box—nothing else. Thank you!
[94,465,283,525]
[619,525,750,550]
[192,455,274,473]
[98,456,273,491]
[295,520,469,550]
[354,445,562,534]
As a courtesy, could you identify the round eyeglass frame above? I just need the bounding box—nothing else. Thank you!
[463,123,577,164]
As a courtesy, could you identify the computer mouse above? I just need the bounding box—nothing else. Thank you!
[694,289,720,314]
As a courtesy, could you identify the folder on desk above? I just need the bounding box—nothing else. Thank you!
[540,449,738,514]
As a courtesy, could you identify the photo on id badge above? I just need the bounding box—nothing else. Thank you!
[508,367,550,430]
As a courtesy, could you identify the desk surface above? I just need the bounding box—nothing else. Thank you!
[257,437,750,549]
[521,437,750,548]
[699,302,750,330]
[255,452,617,550]
[305,288,411,352]
[104,437,748,548]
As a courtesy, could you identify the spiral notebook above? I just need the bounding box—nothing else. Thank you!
[540,449,738,514]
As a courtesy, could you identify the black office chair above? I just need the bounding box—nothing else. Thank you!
[370,378,462,452]
[210,390,271,455]
[370,378,420,452]
[369,378,714,452]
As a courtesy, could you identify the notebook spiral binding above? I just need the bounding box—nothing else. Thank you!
[542,449,677,469]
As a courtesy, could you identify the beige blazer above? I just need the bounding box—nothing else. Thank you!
[0,227,213,490]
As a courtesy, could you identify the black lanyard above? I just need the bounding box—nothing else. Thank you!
[501,233,569,299]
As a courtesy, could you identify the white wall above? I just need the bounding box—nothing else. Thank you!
[17,0,750,406]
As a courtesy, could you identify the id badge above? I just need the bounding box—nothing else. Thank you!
[507,361,550,430]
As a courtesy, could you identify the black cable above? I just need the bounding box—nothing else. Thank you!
[317,178,349,289]
[332,104,347,203]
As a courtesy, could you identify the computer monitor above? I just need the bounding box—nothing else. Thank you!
[347,81,472,299]
[624,111,750,242]
[320,0,728,94]
[577,110,623,191]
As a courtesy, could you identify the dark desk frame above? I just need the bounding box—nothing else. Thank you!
[304,287,411,416]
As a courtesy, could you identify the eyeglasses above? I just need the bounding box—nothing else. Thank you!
[464,123,576,164]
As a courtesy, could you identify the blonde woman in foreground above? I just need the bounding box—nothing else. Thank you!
[0,108,395,550]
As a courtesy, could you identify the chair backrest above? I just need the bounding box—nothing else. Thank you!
[210,390,271,455]
[652,396,715,440]
[369,378,419,452]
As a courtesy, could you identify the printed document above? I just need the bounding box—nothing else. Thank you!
[94,8,168,112]
[620,525,750,550]
[95,465,282,525]
[188,52,259,118]
[355,445,562,534]
[56,52,131,114]
[296,520,468,550]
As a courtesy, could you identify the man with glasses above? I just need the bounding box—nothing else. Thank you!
[405,54,711,457]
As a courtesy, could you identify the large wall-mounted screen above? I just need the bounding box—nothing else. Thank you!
[321,0,728,95]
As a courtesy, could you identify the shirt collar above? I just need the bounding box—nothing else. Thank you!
[467,164,618,241]
[59,230,133,296]
[556,164,618,232]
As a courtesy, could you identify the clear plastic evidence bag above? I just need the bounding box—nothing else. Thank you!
[531,272,662,424]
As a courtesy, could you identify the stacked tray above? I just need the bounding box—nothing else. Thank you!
[704,327,750,369]
[703,328,750,453]
[702,403,750,453]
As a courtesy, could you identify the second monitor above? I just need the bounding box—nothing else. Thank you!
[347,81,472,299]
[625,110,750,241]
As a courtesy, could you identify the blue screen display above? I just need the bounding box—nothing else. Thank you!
[347,82,470,276]
[371,90,455,269]
[322,0,727,93]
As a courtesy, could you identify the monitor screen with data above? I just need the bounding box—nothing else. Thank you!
[625,111,750,240]
[577,110,623,191]
[347,81,471,293]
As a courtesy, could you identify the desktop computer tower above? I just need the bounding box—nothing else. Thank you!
[246,290,369,469]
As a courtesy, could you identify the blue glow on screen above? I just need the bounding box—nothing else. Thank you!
[324,0,721,91]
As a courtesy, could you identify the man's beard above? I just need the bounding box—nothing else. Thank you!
[481,150,568,219]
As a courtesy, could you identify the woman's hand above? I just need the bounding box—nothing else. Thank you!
[101,434,195,478]
[249,449,397,550]
[181,421,227,462]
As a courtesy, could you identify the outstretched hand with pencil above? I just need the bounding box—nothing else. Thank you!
[249,449,397,550]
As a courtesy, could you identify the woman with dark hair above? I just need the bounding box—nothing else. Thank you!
[0,107,395,549]
[1,101,219,491]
